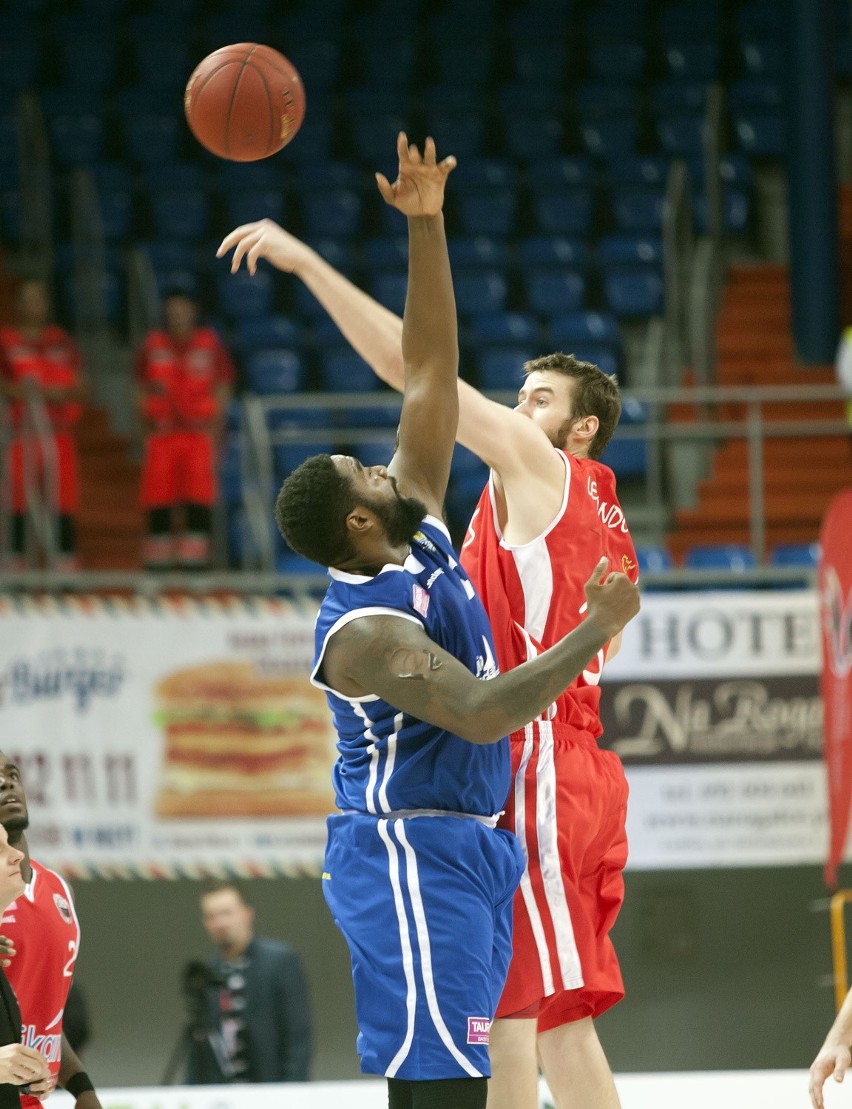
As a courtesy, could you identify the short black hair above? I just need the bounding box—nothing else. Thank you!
[275,454,356,568]
[523,352,622,458]
[200,880,251,906]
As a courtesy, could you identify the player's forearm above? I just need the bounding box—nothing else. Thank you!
[465,619,610,741]
[402,213,458,385]
[296,249,405,391]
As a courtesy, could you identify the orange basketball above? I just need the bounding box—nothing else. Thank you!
[184,43,305,161]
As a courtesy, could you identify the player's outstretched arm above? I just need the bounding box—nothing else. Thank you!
[215,222,559,483]
[322,558,639,743]
[375,132,458,515]
[810,988,852,1109]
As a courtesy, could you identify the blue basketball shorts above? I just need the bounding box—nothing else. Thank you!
[323,811,525,1080]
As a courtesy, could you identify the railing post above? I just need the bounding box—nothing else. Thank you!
[746,399,766,564]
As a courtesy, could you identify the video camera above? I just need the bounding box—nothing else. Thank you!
[180,961,225,1029]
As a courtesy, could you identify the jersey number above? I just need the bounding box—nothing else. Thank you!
[63,939,78,978]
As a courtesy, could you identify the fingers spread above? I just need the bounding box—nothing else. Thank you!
[375,173,394,203]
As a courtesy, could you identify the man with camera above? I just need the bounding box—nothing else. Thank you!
[184,881,312,1084]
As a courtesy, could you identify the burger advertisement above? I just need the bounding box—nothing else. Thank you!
[0,597,337,876]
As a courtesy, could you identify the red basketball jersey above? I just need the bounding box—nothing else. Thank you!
[1,860,80,1107]
[461,450,638,735]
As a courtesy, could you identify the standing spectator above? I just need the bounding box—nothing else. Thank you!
[0,277,85,571]
[135,283,234,571]
[0,752,103,1109]
[187,881,312,1084]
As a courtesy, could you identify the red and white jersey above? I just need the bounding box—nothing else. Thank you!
[1,860,80,1106]
[461,450,638,736]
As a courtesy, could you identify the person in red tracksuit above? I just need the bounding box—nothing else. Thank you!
[135,286,234,570]
[0,278,85,571]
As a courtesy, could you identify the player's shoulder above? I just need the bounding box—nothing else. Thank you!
[413,515,454,558]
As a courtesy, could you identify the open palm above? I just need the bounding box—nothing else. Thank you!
[376,132,456,217]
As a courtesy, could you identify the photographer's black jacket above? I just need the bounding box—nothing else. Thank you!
[186,936,312,1084]
[0,968,23,1109]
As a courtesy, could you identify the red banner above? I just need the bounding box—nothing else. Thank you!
[821,488,852,887]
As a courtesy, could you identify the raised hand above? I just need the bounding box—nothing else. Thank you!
[375,132,456,218]
[583,557,641,640]
[216,219,315,277]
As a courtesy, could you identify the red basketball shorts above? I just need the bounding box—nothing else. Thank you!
[8,432,79,513]
[140,430,216,508]
[495,718,629,1032]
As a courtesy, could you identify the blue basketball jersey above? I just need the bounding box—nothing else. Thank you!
[311,515,511,817]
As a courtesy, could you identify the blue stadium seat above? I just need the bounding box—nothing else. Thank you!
[523,270,586,315]
[478,346,535,390]
[656,113,706,157]
[245,349,306,394]
[448,157,514,189]
[470,311,541,346]
[448,237,509,268]
[61,40,116,89]
[658,2,721,42]
[664,41,720,79]
[150,191,209,240]
[733,112,788,158]
[97,188,134,240]
[133,39,189,88]
[770,542,820,568]
[739,38,786,76]
[727,77,785,110]
[600,434,647,478]
[518,236,589,270]
[511,41,569,84]
[142,240,198,275]
[505,114,564,161]
[293,160,363,191]
[650,79,708,113]
[225,190,285,228]
[580,117,639,160]
[60,268,124,326]
[286,40,341,89]
[423,112,485,159]
[301,189,363,237]
[362,235,409,271]
[143,162,206,192]
[123,114,180,165]
[598,234,663,266]
[735,0,791,35]
[549,311,621,345]
[370,271,407,316]
[273,441,337,480]
[116,84,174,120]
[606,155,672,187]
[304,238,356,276]
[320,347,383,392]
[217,269,275,319]
[434,41,492,84]
[0,42,38,92]
[235,315,300,354]
[350,112,408,163]
[576,82,637,115]
[684,544,757,571]
[347,84,410,116]
[50,115,105,166]
[279,118,334,163]
[527,156,596,188]
[532,190,594,236]
[611,186,666,232]
[693,189,751,234]
[602,270,664,317]
[456,190,517,236]
[453,270,509,315]
[497,82,557,117]
[587,41,646,81]
[635,544,673,574]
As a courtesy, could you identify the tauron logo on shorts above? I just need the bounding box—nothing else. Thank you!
[467,1017,490,1044]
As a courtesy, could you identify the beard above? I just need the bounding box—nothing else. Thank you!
[368,480,428,546]
[1,812,29,837]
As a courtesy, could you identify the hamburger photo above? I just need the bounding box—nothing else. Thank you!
[154,661,335,818]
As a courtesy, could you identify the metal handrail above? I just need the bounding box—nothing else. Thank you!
[18,383,59,568]
[231,383,850,573]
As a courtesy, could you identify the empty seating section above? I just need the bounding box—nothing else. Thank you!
[3,0,811,555]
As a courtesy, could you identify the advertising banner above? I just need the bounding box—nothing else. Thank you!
[0,588,831,874]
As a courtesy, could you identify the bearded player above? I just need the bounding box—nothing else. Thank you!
[216,217,639,1109]
[0,754,102,1109]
